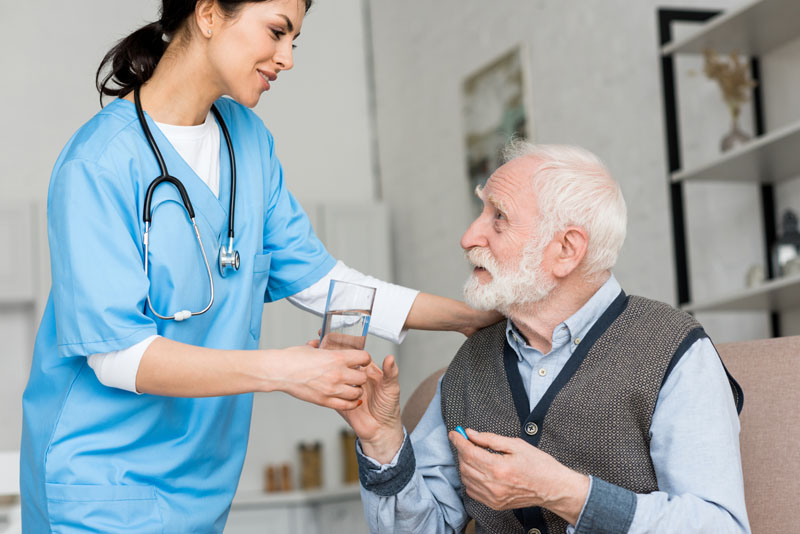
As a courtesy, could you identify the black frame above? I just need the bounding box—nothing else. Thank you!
[657,8,780,336]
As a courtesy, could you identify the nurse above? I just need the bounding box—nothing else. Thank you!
[20,1,498,532]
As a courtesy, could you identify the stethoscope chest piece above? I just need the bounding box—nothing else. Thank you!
[219,239,240,277]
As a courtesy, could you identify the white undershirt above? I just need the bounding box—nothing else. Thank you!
[87,118,419,392]
[153,112,221,196]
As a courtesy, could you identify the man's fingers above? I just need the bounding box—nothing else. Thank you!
[382,355,399,381]
[466,429,516,454]
[306,339,320,348]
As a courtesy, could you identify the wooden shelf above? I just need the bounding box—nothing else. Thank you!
[231,484,361,509]
[662,0,800,56]
[671,120,800,184]
[682,272,800,313]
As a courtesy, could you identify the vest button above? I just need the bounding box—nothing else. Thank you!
[524,422,539,436]
[528,529,542,534]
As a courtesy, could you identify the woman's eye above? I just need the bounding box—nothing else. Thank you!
[271,28,285,39]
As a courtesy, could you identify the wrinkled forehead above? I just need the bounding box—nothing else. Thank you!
[479,157,539,207]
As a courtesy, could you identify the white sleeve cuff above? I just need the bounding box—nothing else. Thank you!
[87,335,159,394]
[287,261,419,344]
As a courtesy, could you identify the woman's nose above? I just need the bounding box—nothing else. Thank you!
[275,43,294,71]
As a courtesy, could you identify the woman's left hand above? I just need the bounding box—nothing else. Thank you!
[403,293,504,337]
[458,309,504,337]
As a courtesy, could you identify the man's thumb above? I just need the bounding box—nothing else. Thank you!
[382,355,399,382]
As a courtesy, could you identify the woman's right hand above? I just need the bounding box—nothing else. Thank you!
[262,345,372,410]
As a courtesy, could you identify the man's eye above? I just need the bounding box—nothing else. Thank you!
[495,212,506,221]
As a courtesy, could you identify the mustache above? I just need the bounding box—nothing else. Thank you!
[465,247,497,271]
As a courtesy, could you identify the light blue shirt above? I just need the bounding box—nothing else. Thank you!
[358,275,751,533]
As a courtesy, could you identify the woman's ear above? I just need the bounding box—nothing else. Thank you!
[195,0,217,37]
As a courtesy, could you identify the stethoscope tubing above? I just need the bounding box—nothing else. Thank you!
[134,87,237,321]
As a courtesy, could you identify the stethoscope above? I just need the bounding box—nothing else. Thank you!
[135,87,240,321]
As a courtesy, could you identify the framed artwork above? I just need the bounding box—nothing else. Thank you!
[462,45,532,214]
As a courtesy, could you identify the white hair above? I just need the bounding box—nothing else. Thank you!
[502,140,627,276]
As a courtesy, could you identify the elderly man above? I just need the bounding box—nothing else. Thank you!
[340,142,750,534]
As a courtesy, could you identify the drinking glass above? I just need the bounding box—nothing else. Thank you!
[319,280,376,350]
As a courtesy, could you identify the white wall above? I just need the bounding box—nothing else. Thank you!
[364,0,794,395]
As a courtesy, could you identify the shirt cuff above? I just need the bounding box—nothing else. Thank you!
[287,260,419,344]
[573,476,636,534]
[86,334,159,394]
[356,429,416,496]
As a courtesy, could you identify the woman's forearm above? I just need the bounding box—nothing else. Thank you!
[135,337,276,397]
[135,337,371,411]
[403,292,502,336]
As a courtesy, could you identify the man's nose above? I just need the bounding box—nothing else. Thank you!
[460,216,488,250]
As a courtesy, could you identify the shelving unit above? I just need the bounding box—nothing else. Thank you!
[671,120,800,184]
[658,0,800,329]
[661,0,800,57]
[683,272,800,314]
[227,485,367,534]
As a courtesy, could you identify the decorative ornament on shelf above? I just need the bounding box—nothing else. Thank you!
[772,210,800,277]
[745,264,765,288]
[703,48,757,152]
[298,441,323,490]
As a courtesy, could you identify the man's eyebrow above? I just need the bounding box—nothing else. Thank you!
[486,193,506,214]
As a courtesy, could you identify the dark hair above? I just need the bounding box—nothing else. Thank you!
[96,0,313,104]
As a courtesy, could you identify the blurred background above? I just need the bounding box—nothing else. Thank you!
[2,0,799,531]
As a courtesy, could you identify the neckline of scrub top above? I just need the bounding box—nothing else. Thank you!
[111,98,231,238]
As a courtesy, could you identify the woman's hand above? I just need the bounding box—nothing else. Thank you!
[262,345,372,411]
[338,355,404,465]
[459,309,504,337]
[404,293,504,337]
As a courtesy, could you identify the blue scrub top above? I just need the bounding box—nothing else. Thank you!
[21,98,336,533]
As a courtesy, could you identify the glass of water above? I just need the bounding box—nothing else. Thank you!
[319,280,376,350]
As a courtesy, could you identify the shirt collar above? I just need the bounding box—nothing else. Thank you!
[505,274,622,360]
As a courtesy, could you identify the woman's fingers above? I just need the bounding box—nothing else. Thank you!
[343,349,372,368]
[335,384,364,401]
[342,368,368,386]
[327,397,362,411]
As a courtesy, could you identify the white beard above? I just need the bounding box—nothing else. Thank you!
[463,240,556,315]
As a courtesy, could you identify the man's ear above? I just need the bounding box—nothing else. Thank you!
[551,226,588,279]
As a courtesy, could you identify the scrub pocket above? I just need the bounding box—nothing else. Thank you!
[250,252,272,338]
[46,483,163,533]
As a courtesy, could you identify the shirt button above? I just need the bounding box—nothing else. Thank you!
[574,337,581,345]
[528,528,542,534]
[538,368,547,377]
[524,422,539,436]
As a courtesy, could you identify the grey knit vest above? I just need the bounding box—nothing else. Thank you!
[441,292,741,534]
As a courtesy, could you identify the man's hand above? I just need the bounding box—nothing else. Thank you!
[449,428,590,525]
[338,355,404,465]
